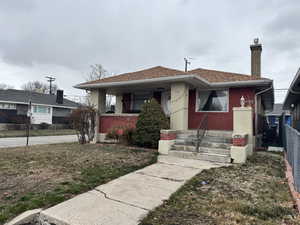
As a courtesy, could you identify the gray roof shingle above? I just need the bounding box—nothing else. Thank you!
[0,89,79,108]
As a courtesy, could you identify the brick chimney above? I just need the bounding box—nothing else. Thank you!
[250,38,262,77]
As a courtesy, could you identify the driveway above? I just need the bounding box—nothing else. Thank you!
[38,156,227,225]
[0,135,77,148]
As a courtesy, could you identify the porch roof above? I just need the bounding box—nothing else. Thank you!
[75,66,272,90]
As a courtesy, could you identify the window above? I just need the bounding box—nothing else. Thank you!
[0,103,16,109]
[132,92,151,111]
[33,105,51,114]
[196,90,228,112]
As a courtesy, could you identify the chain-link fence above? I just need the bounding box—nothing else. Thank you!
[285,124,300,192]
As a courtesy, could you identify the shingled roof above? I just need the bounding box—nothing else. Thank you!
[0,89,79,108]
[79,66,270,87]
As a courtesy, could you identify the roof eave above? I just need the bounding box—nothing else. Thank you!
[74,75,211,90]
[211,79,272,88]
[283,68,300,110]
[74,75,272,90]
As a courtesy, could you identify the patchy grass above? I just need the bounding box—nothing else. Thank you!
[140,152,300,225]
[0,129,76,138]
[0,143,157,224]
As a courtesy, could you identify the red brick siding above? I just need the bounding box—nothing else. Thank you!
[99,115,138,133]
[188,88,255,131]
[232,137,247,146]
[160,133,176,140]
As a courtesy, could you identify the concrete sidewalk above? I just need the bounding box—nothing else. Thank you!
[0,135,77,148]
[38,156,226,225]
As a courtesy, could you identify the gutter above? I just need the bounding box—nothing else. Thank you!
[74,75,200,89]
[254,84,274,137]
[74,74,272,90]
[0,100,77,109]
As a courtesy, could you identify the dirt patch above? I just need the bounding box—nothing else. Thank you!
[0,143,157,224]
[140,152,300,225]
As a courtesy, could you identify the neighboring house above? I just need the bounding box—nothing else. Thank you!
[75,40,274,148]
[0,89,78,125]
[266,103,291,127]
[283,68,300,132]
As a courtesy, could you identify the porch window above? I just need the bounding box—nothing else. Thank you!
[196,90,228,112]
[132,92,151,111]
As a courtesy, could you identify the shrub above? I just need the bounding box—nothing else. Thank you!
[106,126,122,141]
[121,127,136,146]
[39,122,50,130]
[133,98,169,148]
[106,126,136,146]
[70,106,97,144]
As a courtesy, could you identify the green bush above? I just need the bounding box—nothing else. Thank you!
[133,98,169,148]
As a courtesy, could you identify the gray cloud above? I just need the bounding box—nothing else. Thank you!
[0,0,299,102]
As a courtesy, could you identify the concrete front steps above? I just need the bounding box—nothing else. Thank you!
[169,130,232,163]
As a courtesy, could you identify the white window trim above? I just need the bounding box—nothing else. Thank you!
[0,103,17,110]
[195,89,229,113]
[32,105,52,114]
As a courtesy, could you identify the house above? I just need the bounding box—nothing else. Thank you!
[0,89,78,125]
[283,68,300,132]
[75,39,274,153]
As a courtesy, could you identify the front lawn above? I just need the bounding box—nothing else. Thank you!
[0,129,76,138]
[140,152,300,225]
[0,143,157,224]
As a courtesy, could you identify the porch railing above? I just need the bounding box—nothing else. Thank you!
[196,114,208,152]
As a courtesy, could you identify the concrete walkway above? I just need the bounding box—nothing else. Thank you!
[39,156,227,225]
[0,135,77,148]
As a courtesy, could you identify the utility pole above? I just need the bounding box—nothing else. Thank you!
[26,100,32,147]
[184,58,191,72]
[45,76,56,94]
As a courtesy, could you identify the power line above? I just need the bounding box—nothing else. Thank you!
[45,76,56,95]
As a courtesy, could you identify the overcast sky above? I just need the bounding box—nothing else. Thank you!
[0,0,299,102]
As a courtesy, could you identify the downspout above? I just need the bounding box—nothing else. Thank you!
[254,84,273,141]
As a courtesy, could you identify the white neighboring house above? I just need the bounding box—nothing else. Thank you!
[0,89,79,125]
[31,104,53,124]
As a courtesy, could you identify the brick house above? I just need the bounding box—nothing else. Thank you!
[75,40,274,152]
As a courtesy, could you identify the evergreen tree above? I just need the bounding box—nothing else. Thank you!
[134,98,170,148]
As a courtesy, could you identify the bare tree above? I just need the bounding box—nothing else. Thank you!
[21,81,58,94]
[86,64,107,81]
[86,64,114,111]
[70,105,97,144]
[0,83,14,90]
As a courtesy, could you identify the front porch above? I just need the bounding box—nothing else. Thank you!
[91,82,192,133]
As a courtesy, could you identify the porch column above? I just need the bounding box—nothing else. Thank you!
[115,94,123,114]
[90,89,106,143]
[170,82,189,130]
